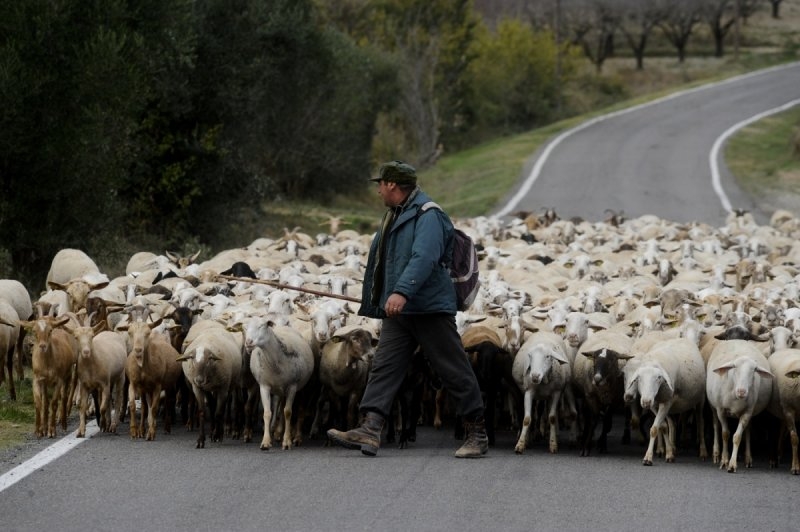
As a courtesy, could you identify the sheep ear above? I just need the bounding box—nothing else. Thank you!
[0,316,18,327]
[551,349,570,365]
[756,366,774,379]
[661,371,674,394]
[48,281,66,291]
[713,362,736,376]
[176,352,193,362]
[581,349,599,359]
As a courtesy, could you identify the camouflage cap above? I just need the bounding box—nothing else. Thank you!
[369,160,417,186]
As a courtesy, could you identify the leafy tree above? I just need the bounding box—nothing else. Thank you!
[133,0,396,247]
[0,0,180,285]
[465,19,574,137]
[320,0,479,168]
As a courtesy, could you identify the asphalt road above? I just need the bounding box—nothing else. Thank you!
[496,61,800,227]
[2,415,800,532]
[4,63,800,532]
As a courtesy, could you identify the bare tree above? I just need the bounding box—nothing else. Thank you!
[700,0,738,57]
[659,0,701,63]
[563,0,621,73]
[616,0,666,70]
[768,0,784,19]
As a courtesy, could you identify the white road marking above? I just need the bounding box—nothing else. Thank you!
[709,98,800,214]
[495,62,800,218]
[0,420,99,493]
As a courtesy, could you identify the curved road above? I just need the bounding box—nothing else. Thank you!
[497,62,800,226]
[4,64,800,532]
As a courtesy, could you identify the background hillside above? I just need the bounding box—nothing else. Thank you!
[0,0,798,290]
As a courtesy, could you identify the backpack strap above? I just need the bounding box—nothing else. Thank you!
[418,201,442,214]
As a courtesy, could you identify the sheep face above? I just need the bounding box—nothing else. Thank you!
[713,356,773,400]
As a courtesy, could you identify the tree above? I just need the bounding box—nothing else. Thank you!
[563,0,621,74]
[617,0,666,70]
[699,0,760,58]
[0,0,194,284]
[320,0,480,168]
[658,0,701,63]
[768,0,783,19]
[465,19,575,136]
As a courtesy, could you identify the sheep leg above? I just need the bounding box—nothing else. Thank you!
[48,383,61,438]
[57,380,69,433]
[128,383,140,438]
[346,392,359,431]
[99,387,111,432]
[272,395,285,442]
[77,384,88,438]
[548,392,561,454]
[697,403,708,460]
[711,409,721,464]
[65,367,78,420]
[282,385,298,450]
[562,386,578,444]
[212,391,227,442]
[309,386,328,438]
[13,333,25,383]
[194,387,207,448]
[665,415,676,463]
[3,345,15,401]
[728,413,752,473]
[110,374,124,433]
[514,389,533,454]
[146,386,162,441]
[644,404,669,466]
[259,384,273,450]
[243,385,258,443]
[782,411,800,474]
[33,377,45,438]
[744,425,753,468]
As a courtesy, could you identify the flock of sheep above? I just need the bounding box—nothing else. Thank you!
[3,206,800,473]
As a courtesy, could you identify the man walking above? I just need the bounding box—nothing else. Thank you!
[327,160,487,458]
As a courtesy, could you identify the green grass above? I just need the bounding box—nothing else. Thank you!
[0,375,36,451]
[726,106,800,205]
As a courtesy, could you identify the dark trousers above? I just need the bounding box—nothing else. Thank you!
[359,313,484,421]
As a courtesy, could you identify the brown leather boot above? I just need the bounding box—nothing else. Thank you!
[327,411,385,456]
[455,417,489,458]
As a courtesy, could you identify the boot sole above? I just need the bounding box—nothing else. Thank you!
[328,432,378,457]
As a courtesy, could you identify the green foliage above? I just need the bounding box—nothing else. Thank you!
[0,0,157,286]
[464,19,578,138]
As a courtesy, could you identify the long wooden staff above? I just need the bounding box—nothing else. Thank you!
[215,274,362,303]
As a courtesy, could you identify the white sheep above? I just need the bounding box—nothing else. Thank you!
[706,339,774,472]
[244,317,315,450]
[178,324,243,448]
[624,337,707,465]
[0,279,34,384]
[511,330,572,454]
[766,345,800,474]
[0,300,21,400]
